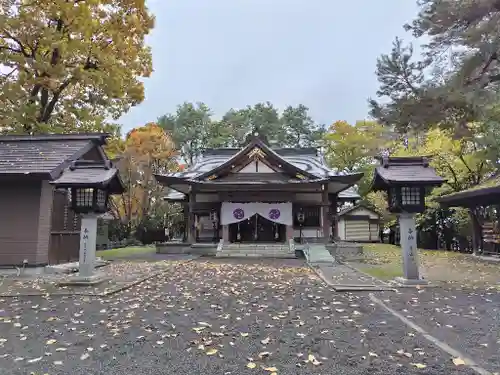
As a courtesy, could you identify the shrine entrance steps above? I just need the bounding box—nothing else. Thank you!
[216,243,295,258]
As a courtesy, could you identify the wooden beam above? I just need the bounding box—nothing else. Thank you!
[322,184,330,243]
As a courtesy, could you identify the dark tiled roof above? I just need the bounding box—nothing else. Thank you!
[0,134,107,176]
[372,156,444,190]
[168,144,334,179]
[53,167,117,186]
[51,162,124,194]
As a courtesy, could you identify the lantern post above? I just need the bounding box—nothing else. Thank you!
[50,160,125,284]
[69,187,110,279]
[370,156,444,285]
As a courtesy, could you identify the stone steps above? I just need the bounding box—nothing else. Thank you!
[216,243,294,258]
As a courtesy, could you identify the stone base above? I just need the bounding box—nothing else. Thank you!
[57,273,109,287]
[394,277,429,286]
[45,259,108,275]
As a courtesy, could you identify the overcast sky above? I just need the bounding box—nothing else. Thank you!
[118,0,421,132]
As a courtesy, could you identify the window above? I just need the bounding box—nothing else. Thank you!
[401,186,420,206]
[293,206,320,227]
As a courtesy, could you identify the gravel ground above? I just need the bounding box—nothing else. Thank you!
[0,259,479,375]
[379,287,500,372]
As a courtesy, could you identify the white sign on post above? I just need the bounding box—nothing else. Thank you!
[397,212,425,284]
[79,214,98,279]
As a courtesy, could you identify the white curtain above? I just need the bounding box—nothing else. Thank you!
[221,202,292,226]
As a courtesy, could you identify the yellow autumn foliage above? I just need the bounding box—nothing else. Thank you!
[0,0,154,133]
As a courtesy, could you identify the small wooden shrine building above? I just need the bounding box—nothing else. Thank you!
[438,175,500,256]
[155,133,363,246]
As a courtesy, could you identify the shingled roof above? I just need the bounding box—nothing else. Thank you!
[51,160,124,194]
[0,133,108,178]
[371,156,445,191]
[437,174,500,208]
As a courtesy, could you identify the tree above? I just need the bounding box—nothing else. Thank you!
[281,104,324,147]
[369,38,480,137]
[390,127,495,250]
[370,1,500,137]
[158,102,323,165]
[0,0,154,134]
[220,102,282,147]
[107,123,178,239]
[157,102,213,166]
[323,120,390,195]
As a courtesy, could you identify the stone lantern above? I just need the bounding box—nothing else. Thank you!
[370,156,444,285]
[51,160,124,283]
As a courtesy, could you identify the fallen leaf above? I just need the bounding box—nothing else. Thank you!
[261,337,270,345]
[80,353,90,360]
[27,356,42,363]
[240,332,249,337]
[411,363,427,369]
[206,348,218,355]
[452,357,466,366]
[247,362,257,369]
[263,366,278,372]
[258,351,271,359]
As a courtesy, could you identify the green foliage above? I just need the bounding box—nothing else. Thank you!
[369,1,500,139]
[323,120,390,195]
[158,101,323,165]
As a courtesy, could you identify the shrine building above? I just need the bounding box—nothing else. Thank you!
[155,133,363,254]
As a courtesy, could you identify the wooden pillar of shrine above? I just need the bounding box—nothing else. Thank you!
[187,192,196,243]
[330,194,338,240]
[322,184,330,243]
[222,225,229,242]
[182,202,188,242]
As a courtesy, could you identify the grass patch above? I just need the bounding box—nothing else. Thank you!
[351,243,500,285]
[356,263,403,280]
[96,246,156,260]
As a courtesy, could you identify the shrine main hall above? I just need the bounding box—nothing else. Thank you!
[155,133,364,253]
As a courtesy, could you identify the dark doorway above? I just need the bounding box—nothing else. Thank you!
[229,214,285,243]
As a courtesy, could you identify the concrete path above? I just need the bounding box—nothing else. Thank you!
[314,262,396,291]
[305,243,336,263]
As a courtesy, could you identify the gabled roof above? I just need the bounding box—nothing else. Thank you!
[195,135,317,180]
[165,138,337,180]
[437,174,500,208]
[338,203,380,217]
[0,133,109,179]
[157,135,363,195]
[371,156,444,191]
[50,160,125,194]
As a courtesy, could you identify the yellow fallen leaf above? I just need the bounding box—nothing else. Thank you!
[206,348,218,355]
[46,339,57,345]
[247,362,257,369]
[240,332,249,337]
[452,357,466,366]
[263,366,278,372]
[411,363,427,369]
